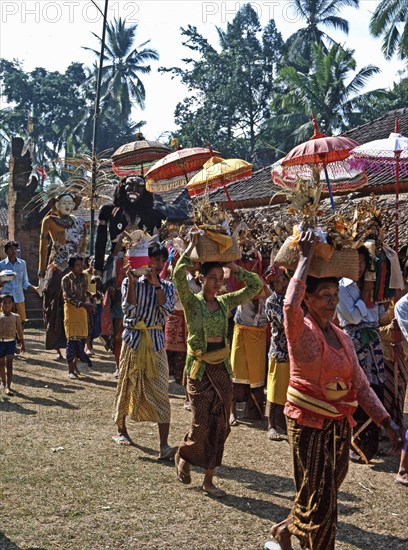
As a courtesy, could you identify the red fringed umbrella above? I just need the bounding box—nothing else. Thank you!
[111,134,170,177]
[145,147,221,193]
[281,116,360,210]
[271,158,368,193]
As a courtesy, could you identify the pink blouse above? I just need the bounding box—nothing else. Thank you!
[283,278,390,429]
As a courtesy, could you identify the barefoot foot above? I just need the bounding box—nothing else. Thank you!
[201,482,226,498]
[270,521,293,550]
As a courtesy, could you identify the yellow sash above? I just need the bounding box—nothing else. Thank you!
[287,386,358,419]
[187,343,230,380]
[128,321,162,380]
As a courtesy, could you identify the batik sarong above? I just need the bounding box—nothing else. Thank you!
[287,416,350,550]
[380,323,408,428]
[178,362,232,470]
[43,265,67,350]
[114,344,170,424]
[344,324,385,462]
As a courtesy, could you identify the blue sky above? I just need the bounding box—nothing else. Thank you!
[0,1,404,140]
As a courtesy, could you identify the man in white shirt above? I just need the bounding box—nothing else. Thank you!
[0,241,38,326]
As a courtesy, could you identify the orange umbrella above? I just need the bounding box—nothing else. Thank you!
[186,156,253,210]
[145,147,220,192]
[111,134,170,178]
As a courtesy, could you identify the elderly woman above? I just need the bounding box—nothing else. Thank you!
[173,229,262,498]
[271,231,403,550]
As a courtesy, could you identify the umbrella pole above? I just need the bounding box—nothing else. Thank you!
[395,151,401,253]
[323,164,335,211]
[223,184,235,211]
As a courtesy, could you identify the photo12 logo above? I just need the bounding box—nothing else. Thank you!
[1,1,140,24]
[201,1,301,24]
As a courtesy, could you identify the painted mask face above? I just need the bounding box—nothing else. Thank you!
[125,178,145,204]
[56,195,75,216]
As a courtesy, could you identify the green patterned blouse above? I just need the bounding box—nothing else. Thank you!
[173,252,263,380]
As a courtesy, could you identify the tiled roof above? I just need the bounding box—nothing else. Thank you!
[343,107,408,143]
[208,107,408,206]
[207,166,284,208]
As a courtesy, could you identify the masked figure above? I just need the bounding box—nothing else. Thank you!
[38,193,86,351]
[94,176,164,373]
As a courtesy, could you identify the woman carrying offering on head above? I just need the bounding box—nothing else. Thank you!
[270,230,403,550]
[172,228,262,498]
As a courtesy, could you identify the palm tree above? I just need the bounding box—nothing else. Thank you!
[84,17,159,124]
[285,0,359,69]
[369,0,408,60]
[278,43,381,140]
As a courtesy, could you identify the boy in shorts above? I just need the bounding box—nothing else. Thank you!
[0,294,25,395]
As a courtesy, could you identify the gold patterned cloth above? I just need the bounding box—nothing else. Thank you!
[113,345,170,424]
[287,417,350,550]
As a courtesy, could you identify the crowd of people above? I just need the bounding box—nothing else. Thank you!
[1,219,408,549]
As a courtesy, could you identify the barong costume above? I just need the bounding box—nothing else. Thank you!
[114,275,175,425]
[40,215,86,349]
[284,278,388,550]
[173,253,262,469]
[94,203,163,354]
[337,277,385,462]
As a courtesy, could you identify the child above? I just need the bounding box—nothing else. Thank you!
[0,294,25,395]
[61,255,95,379]
[83,256,103,356]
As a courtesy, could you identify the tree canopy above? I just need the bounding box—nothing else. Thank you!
[161,4,284,161]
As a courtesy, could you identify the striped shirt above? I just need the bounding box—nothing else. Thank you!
[122,276,176,352]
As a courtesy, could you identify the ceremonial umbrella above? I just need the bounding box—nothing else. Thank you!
[271,158,368,193]
[111,133,170,177]
[281,116,360,210]
[349,120,408,251]
[145,146,221,193]
[186,156,253,210]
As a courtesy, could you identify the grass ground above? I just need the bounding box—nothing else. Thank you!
[0,329,407,550]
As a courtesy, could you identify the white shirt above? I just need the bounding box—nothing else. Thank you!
[337,278,379,327]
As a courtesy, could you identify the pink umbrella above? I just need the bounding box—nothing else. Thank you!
[350,120,408,251]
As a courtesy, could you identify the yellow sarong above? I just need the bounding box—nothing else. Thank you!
[187,344,230,380]
[127,321,162,381]
[64,303,88,339]
[230,324,266,388]
[266,356,290,405]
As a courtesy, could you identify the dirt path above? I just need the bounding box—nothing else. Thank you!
[1,329,407,549]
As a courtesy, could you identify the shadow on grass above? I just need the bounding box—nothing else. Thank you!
[368,453,400,474]
[0,532,46,549]
[337,521,408,549]
[11,390,80,411]
[218,464,295,496]
[217,492,290,523]
[13,374,84,395]
[0,399,38,415]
